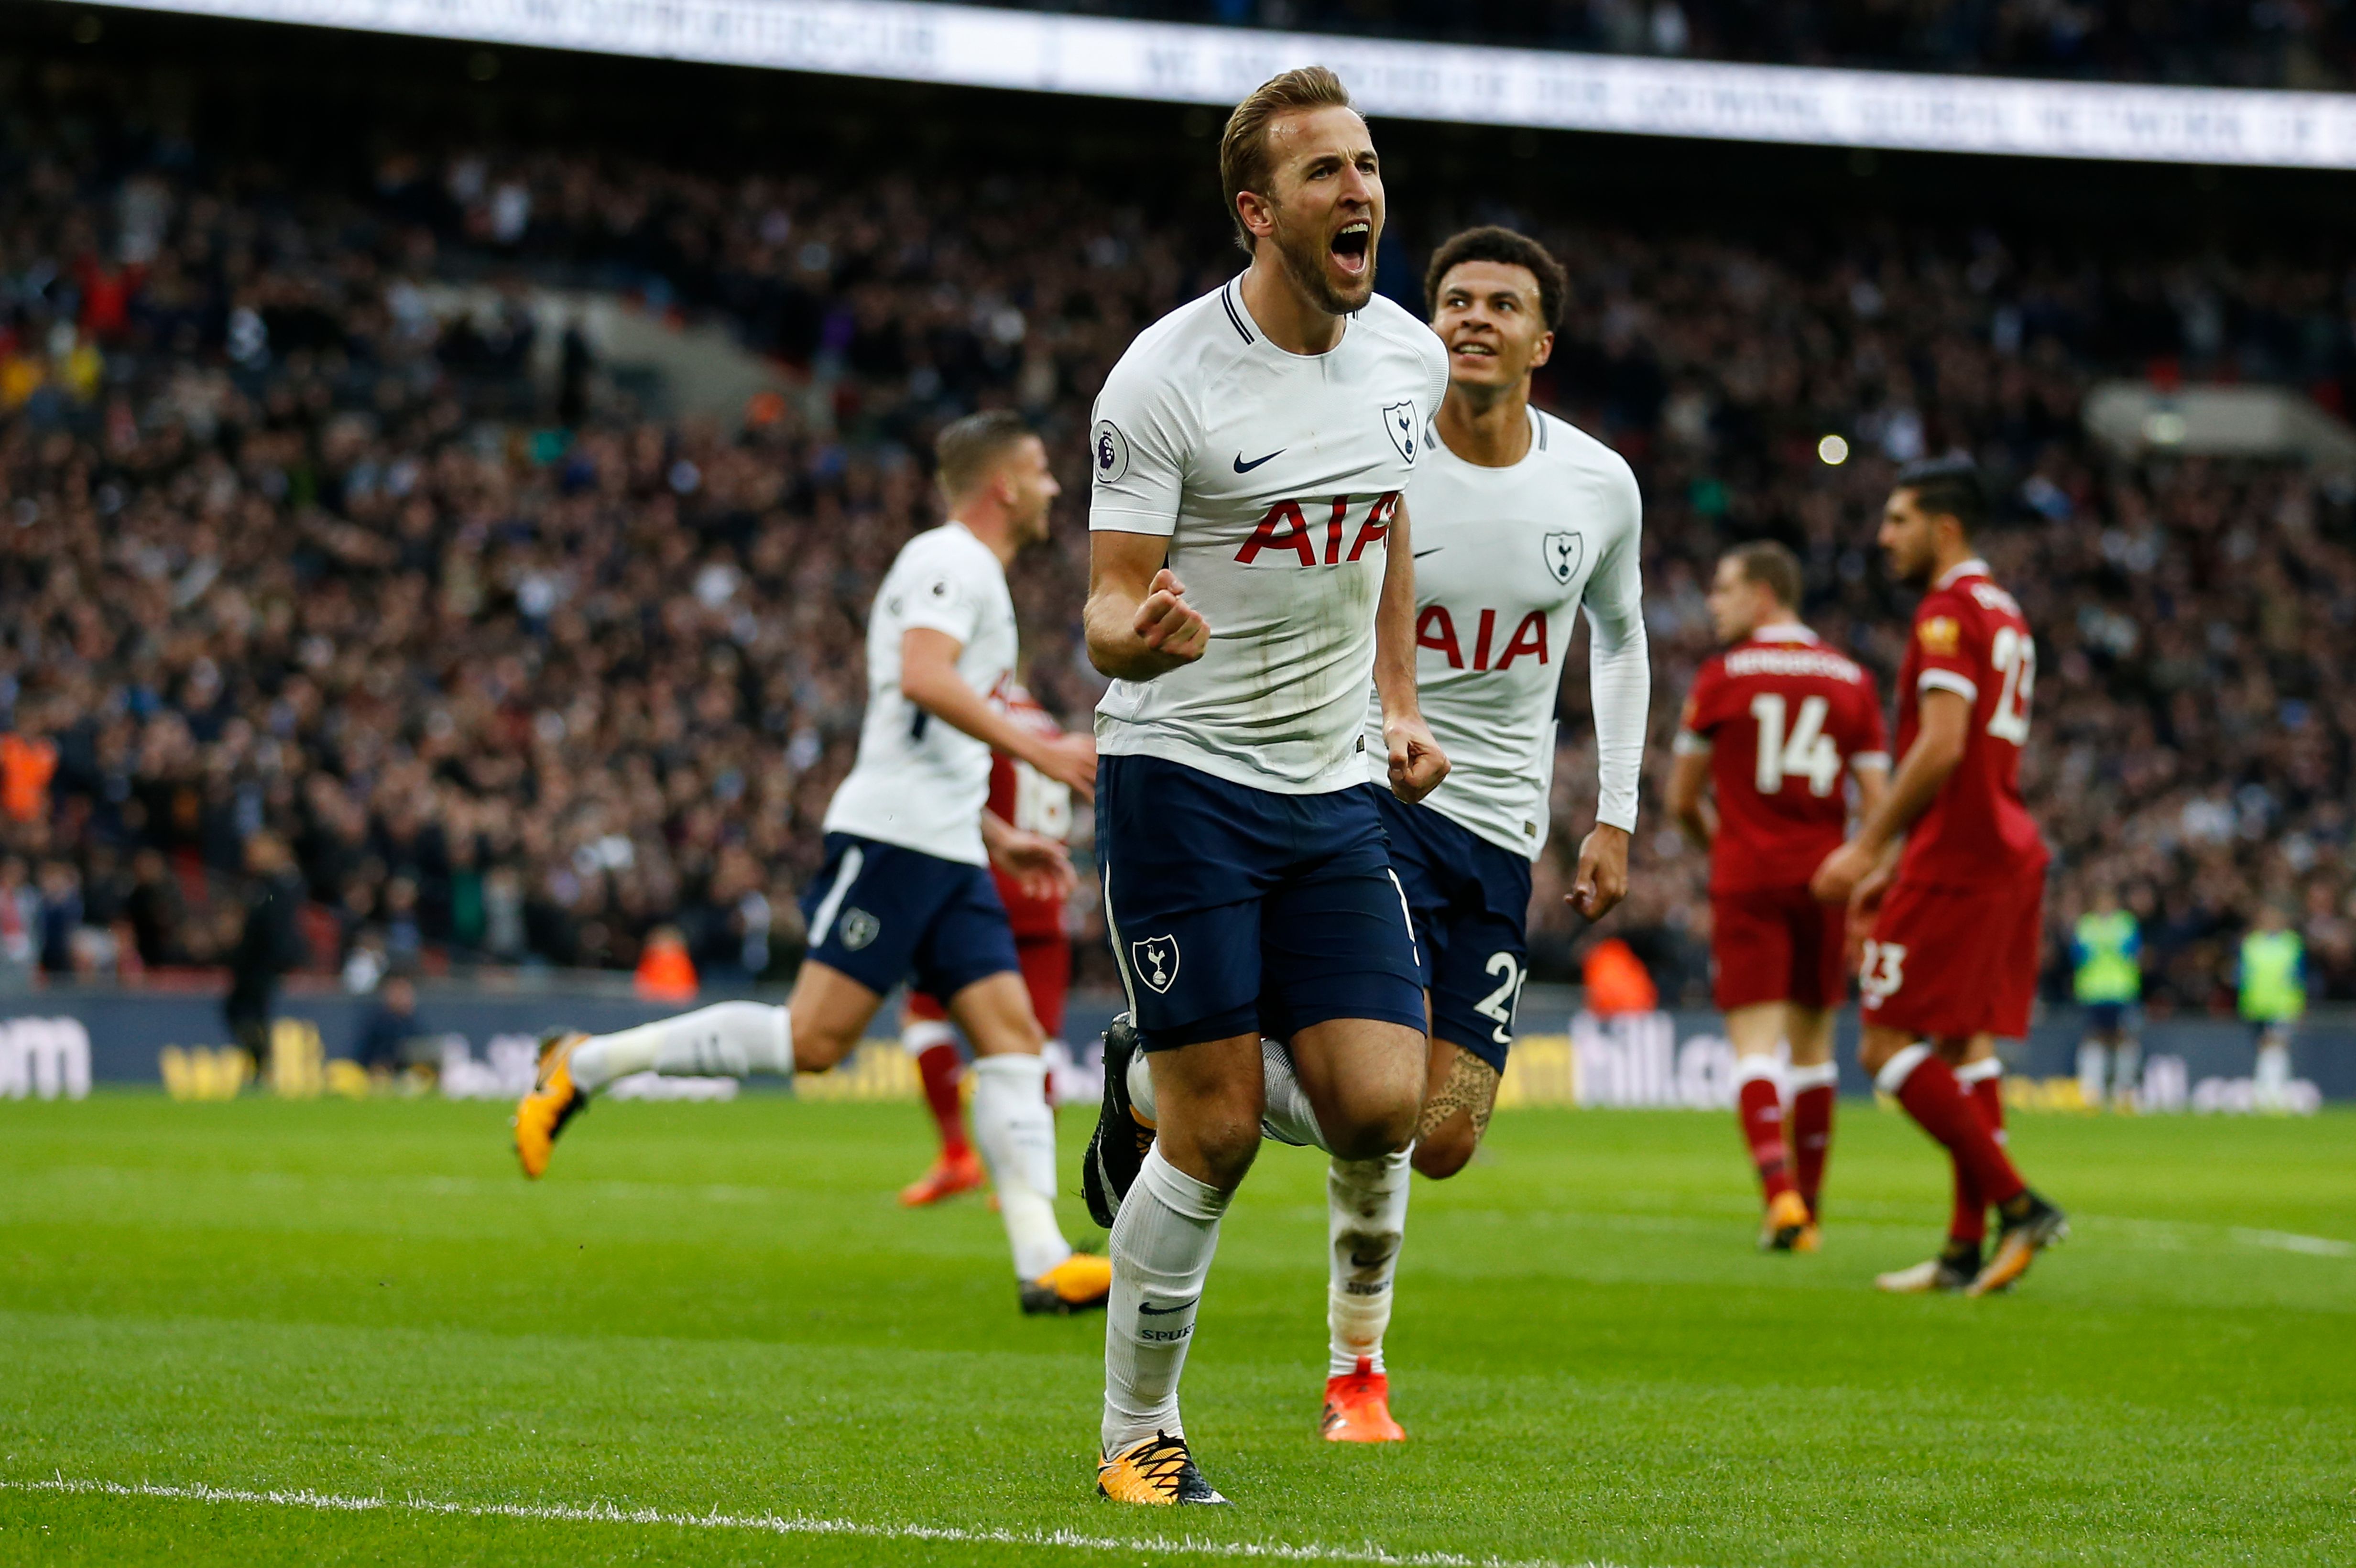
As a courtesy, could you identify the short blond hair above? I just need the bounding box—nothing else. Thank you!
[1726,540,1804,610]
[934,410,1033,501]
[1219,65,1353,253]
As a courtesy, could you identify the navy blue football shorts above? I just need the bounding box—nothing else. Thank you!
[1374,788,1533,1073]
[1096,754,1427,1053]
[2083,1000,2134,1035]
[799,833,1021,1002]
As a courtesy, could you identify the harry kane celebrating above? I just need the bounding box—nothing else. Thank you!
[1080,67,1449,1506]
[1089,226,1648,1448]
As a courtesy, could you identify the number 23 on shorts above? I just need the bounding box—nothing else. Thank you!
[1859,940,1908,1003]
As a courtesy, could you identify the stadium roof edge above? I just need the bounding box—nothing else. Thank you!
[64,0,2356,169]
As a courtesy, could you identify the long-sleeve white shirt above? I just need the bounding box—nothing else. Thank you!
[1362,406,1648,858]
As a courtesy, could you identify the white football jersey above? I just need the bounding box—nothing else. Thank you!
[1364,407,1647,859]
[823,522,1015,866]
[1089,279,1450,794]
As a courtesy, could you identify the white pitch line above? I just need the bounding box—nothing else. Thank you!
[2229,1227,2356,1258]
[3,1477,1645,1568]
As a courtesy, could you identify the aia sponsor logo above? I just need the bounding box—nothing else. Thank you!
[1233,492,1399,566]
[1416,605,1549,671]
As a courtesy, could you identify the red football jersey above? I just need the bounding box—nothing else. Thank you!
[1891,560,2049,889]
[1679,626,1887,894]
[987,685,1073,941]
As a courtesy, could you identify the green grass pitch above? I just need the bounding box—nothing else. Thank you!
[1,1092,2350,1566]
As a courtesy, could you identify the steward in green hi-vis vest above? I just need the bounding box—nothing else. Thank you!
[2072,911,2141,1005]
[2238,928,2306,1024]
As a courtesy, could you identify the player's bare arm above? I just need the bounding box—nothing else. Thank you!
[1665,747,1717,849]
[900,628,1097,800]
[1811,687,1968,903]
[1374,499,1449,802]
[980,807,1078,903]
[1084,532,1210,680]
[1852,757,1891,822]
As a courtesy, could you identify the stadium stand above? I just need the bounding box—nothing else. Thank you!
[973,0,2356,91]
[2,95,2353,1011]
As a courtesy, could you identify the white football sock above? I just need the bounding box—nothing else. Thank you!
[2254,1041,2292,1106]
[569,1002,792,1093]
[1786,1060,1840,1094]
[1261,1038,1329,1151]
[1327,1145,1411,1378]
[1103,1147,1227,1453]
[2075,1040,2105,1105]
[971,1053,1071,1280]
[902,1017,956,1056]
[1874,1043,1933,1095]
[2111,1040,2141,1101]
[1127,1038,1328,1153]
[1126,1044,1157,1124]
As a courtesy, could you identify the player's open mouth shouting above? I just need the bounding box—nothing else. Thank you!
[1331,218,1372,277]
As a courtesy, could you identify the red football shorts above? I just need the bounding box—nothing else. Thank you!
[903,934,1073,1039]
[1711,884,1848,1011]
[1858,872,2044,1041]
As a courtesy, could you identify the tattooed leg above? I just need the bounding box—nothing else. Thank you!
[1413,1041,1500,1180]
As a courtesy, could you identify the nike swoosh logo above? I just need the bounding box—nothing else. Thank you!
[1413,547,1442,558]
[1232,449,1284,473]
[1137,1298,1197,1317]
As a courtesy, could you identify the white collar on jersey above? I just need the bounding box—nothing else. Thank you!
[1746,622,1820,644]
[1933,557,1992,589]
[1222,275,1349,358]
[1426,404,1547,468]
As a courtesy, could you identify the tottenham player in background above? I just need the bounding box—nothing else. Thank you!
[1079,67,1449,1505]
[1812,458,2068,1296]
[1319,225,1648,1440]
[510,413,1114,1317]
[1668,543,1886,1252]
[895,682,1079,1209]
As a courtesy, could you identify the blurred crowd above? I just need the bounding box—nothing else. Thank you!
[3,117,2355,1013]
[996,0,2356,90]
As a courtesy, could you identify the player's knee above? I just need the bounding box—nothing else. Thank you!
[1324,1092,1418,1162]
[787,1013,859,1073]
[1411,1118,1477,1180]
[1181,1113,1263,1191]
[1857,1028,1932,1078]
[1156,1078,1265,1188]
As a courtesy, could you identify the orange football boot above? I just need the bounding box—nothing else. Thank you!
[1097,1431,1226,1505]
[1966,1192,2070,1296]
[512,1030,587,1179]
[1759,1189,1811,1252]
[1320,1357,1406,1442]
[898,1148,987,1207]
[1020,1252,1113,1316]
